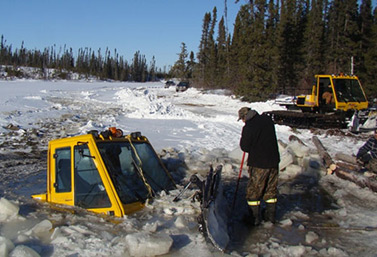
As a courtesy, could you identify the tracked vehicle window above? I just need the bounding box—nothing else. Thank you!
[333,79,366,102]
[74,145,111,208]
[97,142,175,204]
[132,143,175,192]
[98,142,150,203]
[55,147,71,193]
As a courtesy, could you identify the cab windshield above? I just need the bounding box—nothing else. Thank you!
[97,141,175,204]
[333,78,366,103]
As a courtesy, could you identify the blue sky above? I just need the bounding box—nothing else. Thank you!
[0,0,242,69]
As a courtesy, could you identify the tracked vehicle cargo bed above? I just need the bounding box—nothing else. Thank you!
[264,110,348,129]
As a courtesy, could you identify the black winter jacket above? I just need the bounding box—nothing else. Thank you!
[240,112,280,169]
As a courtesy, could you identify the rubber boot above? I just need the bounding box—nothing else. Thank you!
[264,203,276,223]
[248,205,261,226]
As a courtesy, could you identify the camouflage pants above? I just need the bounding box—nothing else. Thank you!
[246,166,278,202]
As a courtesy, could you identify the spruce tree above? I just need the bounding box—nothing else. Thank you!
[197,12,212,86]
[149,56,156,81]
[248,0,271,100]
[209,7,219,88]
[187,51,196,80]
[361,5,377,97]
[276,0,299,94]
[265,0,279,94]
[357,0,373,93]
[327,0,360,74]
[229,4,253,98]
[303,0,326,82]
[171,42,188,80]
[217,16,228,87]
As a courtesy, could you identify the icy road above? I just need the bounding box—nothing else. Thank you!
[0,79,377,256]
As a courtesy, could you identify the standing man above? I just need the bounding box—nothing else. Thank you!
[238,107,280,225]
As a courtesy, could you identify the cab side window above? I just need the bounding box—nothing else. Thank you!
[55,147,72,193]
[74,145,111,208]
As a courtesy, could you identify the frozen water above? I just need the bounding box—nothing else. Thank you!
[0,79,377,256]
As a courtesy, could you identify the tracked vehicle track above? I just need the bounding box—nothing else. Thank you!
[264,111,348,129]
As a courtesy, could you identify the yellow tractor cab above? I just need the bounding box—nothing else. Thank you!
[32,128,176,217]
[296,74,368,113]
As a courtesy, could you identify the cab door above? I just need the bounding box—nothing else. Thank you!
[49,146,74,206]
[73,144,112,210]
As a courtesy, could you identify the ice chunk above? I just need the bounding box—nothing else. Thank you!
[15,234,29,243]
[279,150,294,171]
[287,141,310,158]
[280,219,293,227]
[228,147,243,162]
[327,247,349,256]
[50,227,62,241]
[30,220,53,236]
[291,211,310,220]
[222,163,233,174]
[125,232,173,257]
[284,164,302,177]
[0,236,15,257]
[305,231,319,244]
[287,245,306,256]
[9,245,40,257]
[163,207,176,215]
[142,222,158,233]
[174,216,187,228]
[0,198,19,222]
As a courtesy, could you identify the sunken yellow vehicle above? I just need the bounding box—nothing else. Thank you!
[32,127,176,217]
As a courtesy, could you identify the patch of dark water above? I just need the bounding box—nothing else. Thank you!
[222,172,338,254]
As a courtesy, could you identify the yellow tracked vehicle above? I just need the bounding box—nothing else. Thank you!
[266,74,374,130]
[296,74,368,113]
[32,127,176,217]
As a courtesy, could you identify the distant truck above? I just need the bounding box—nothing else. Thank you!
[165,80,176,88]
[176,81,190,92]
[32,127,176,217]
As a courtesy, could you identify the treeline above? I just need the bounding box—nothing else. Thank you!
[0,35,166,82]
[173,0,377,101]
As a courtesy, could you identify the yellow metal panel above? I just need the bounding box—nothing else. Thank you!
[87,202,145,216]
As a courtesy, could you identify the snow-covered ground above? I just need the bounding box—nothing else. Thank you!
[0,79,376,257]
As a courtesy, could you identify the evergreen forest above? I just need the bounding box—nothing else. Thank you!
[0,36,164,82]
[172,0,377,101]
